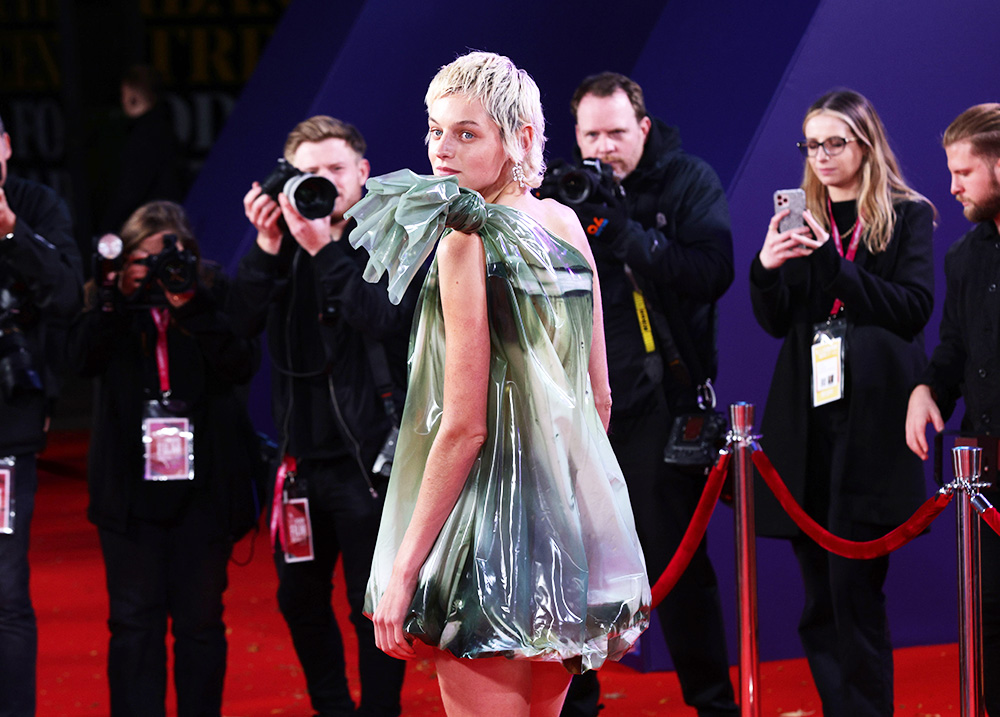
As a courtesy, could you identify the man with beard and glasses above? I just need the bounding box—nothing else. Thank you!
[905,102,1000,717]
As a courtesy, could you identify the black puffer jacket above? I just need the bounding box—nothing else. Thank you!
[227,224,418,480]
[586,118,734,415]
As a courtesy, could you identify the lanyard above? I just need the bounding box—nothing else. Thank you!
[150,307,172,396]
[270,455,297,550]
[624,266,656,353]
[827,198,864,316]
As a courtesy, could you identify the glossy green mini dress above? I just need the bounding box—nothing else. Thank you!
[348,170,650,671]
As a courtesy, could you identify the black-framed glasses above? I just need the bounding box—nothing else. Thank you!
[796,137,857,157]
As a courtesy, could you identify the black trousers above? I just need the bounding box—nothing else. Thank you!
[98,499,232,717]
[791,535,892,717]
[0,453,37,717]
[563,407,737,717]
[273,457,405,717]
[792,400,894,717]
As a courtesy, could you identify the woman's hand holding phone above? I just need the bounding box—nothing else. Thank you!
[759,208,824,270]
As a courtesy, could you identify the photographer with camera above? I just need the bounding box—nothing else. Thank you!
[0,110,83,716]
[548,74,737,717]
[227,116,413,717]
[69,200,262,716]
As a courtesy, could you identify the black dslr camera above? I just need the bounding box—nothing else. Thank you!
[0,287,43,401]
[259,159,338,219]
[535,158,623,206]
[136,233,198,295]
[92,233,198,309]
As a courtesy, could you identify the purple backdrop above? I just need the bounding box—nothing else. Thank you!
[185,0,1000,667]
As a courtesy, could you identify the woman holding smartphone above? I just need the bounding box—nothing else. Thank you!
[750,89,934,716]
[348,51,649,716]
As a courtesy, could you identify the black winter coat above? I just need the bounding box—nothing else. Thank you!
[0,175,82,455]
[588,118,734,416]
[69,268,259,537]
[750,200,934,537]
[226,227,418,477]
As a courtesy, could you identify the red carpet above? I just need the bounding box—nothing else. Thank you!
[31,431,961,716]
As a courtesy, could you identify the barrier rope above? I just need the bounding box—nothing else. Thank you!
[651,451,732,608]
[752,449,953,559]
[980,505,1000,537]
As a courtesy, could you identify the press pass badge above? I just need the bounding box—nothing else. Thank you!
[0,456,14,534]
[811,318,846,407]
[142,414,194,481]
[282,497,315,562]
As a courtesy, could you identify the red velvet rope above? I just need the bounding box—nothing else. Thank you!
[981,506,1000,537]
[752,449,953,559]
[651,451,731,608]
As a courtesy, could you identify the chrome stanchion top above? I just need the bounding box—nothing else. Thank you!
[729,402,754,437]
[953,446,983,482]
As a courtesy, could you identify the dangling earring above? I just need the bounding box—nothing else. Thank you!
[512,163,527,188]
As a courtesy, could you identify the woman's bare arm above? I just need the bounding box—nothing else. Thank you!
[372,229,491,658]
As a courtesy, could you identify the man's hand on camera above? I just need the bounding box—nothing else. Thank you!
[278,193,331,256]
[573,202,629,245]
[243,182,283,255]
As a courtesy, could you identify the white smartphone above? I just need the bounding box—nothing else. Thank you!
[773,188,806,233]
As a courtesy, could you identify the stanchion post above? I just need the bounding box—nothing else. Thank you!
[730,402,760,717]
[952,445,985,717]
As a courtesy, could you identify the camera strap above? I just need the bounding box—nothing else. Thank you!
[150,307,172,396]
[362,334,400,427]
[625,265,718,410]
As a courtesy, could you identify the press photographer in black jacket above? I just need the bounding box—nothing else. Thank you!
[69,200,259,716]
[227,116,415,717]
[553,73,736,717]
[0,111,83,716]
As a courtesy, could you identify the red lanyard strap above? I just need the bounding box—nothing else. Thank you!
[150,308,171,395]
[827,198,864,315]
[270,455,298,550]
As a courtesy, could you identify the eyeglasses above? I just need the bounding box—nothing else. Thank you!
[796,137,857,157]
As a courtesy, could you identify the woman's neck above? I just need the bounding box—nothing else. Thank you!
[486,179,527,206]
[827,180,860,202]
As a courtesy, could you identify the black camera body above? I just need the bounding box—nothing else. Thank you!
[259,159,338,220]
[136,233,198,295]
[0,287,43,402]
[535,158,623,206]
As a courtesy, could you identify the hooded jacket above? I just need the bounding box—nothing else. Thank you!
[587,118,734,416]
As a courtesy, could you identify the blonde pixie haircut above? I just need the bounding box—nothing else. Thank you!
[425,51,546,188]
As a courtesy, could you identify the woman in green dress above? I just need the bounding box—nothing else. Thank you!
[349,51,649,717]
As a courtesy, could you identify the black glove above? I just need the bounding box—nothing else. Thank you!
[573,201,630,244]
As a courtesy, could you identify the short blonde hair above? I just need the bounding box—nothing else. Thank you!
[283,115,366,163]
[425,51,546,187]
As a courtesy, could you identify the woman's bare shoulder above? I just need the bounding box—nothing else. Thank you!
[533,197,589,254]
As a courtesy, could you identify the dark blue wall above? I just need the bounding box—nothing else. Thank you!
[185,0,1000,667]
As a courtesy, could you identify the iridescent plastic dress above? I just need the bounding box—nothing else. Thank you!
[348,170,650,672]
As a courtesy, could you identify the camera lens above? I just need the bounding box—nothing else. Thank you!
[558,169,596,205]
[284,174,338,219]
